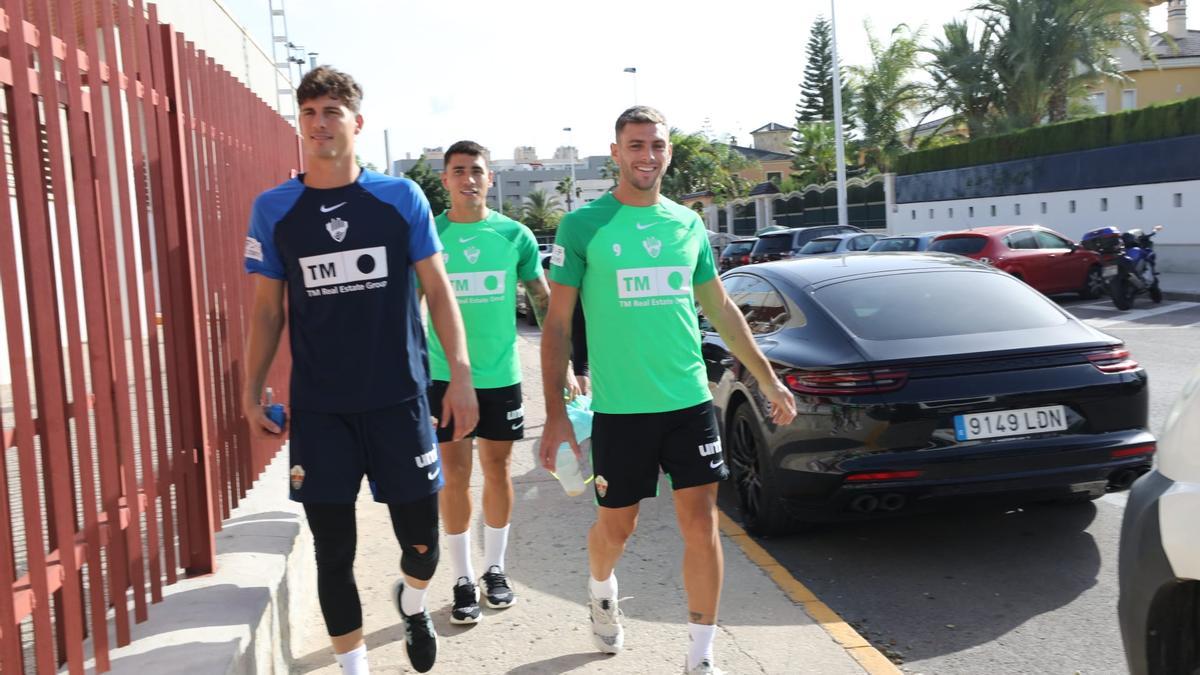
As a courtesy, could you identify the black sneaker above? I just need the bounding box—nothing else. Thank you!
[480,565,516,609]
[392,580,437,672]
[450,576,482,624]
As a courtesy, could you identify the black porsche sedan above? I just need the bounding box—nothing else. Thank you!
[702,253,1155,535]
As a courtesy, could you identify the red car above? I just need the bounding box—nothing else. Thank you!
[929,225,1106,298]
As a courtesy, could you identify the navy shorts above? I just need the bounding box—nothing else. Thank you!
[590,401,727,509]
[288,395,442,504]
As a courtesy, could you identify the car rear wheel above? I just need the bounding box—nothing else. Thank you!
[728,403,796,536]
[1080,266,1106,299]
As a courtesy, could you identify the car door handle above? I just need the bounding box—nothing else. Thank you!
[720,357,735,367]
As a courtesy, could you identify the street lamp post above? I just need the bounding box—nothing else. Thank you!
[563,127,577,212]
[829,0,850,228]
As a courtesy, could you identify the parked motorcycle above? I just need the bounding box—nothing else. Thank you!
[1082,225,1164,310]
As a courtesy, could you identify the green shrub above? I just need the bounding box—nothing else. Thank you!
[895,95,1200,174]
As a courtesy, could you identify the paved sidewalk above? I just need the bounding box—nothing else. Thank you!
[288,330,883,674]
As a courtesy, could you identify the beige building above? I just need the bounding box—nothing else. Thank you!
[1087,0,1200,113]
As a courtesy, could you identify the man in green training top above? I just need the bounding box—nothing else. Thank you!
[539,107,797,675]
[426,140,574,625]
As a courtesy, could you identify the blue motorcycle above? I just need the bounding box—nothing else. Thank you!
[1105,226,1164,310]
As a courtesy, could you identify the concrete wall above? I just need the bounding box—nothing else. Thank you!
[887,177,1200,272]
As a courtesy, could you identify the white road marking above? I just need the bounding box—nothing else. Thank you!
[1086,302,1200,329]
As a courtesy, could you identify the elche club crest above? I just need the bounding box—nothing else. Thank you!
[326,217,349,243]
[464,246,481,264]
[642,236,662,258]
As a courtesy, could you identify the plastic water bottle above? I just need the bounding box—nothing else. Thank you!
[265,387,287,430]
[546,394,593,496]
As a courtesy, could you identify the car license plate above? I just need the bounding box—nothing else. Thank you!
[1102,265,1118,278]
[954,405,1068,441]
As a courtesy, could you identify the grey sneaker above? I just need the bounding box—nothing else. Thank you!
[684,657,725,674]
[588,591,624,654]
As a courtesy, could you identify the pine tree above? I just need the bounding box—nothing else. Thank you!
[798,16,835,123]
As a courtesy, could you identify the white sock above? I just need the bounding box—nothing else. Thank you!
[400,583,429,616]
[446,530,474,583]
[483,524,510,572]
[589,572,617,600]
[334,644,369,674]
[687,622,717,670]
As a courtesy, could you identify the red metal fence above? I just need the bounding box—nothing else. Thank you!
[0,0,298,672]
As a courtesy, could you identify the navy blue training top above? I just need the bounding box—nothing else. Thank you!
[244,169,442,413]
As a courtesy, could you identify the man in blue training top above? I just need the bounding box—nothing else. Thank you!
[242,66,476,675]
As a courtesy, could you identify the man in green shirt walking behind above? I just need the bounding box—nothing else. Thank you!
[427,140,559,625]
[539,107,797,675]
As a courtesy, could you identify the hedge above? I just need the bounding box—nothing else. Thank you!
[895,95,1200,175]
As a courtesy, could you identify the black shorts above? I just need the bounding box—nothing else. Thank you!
[428,381,524,443]
[289,396,441,504]
[590,401,727,508]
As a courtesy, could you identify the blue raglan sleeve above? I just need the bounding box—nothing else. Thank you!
[397,179,442,263]
[244,195,286,279]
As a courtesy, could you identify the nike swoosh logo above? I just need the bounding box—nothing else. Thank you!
[320,202,347,213]
[709,459,724,469]
[636,222,654,230]
[427,467,441,481]
[459,236,478,243]
[511,422,524,430]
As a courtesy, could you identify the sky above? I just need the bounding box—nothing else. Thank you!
[220,0,1174,168]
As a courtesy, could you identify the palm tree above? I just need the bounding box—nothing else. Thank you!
[921,19,999,140]
[974,0,1150,126]
[522,189,563,231]
[850,22,925,172]
[555,176,582,211]
[790,121,844,187]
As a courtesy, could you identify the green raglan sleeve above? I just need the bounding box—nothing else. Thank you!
[515,224,543,281]
[549,215,586,288]
[692,217,718,285]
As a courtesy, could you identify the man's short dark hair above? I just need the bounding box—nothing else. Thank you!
[296,66,363,112]
[615,106,667,139]
[443,140,489,168]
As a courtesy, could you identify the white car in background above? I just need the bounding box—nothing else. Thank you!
[1119,365,1200,675]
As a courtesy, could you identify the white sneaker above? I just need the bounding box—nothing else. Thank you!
[588,591,624,654]
[684,657,725,674]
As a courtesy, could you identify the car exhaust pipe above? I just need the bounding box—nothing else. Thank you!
[1108,468,1139,491]
[849,494,879,513]
[878,493,907,512]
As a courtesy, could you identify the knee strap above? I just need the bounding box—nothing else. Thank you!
[401,540,440,581]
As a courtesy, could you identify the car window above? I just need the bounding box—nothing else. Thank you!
[738,276,791,335]
[1005,230,1039,250]
[929,236,987,255]
[870,238,918,252]
[800,238,840,254]
[721,242,754,258]
[701,275,749,332]
[849,235,877,251]
[793,229,832,248]
[1035,231,1071,249]
[814,270,1068,340]
[752,235,792,255]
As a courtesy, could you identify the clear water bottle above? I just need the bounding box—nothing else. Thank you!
[554,439,590,496]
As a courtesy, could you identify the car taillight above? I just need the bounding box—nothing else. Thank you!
[1111,443,1155,459]
[1087,347,1140,373]
[784,368,908,395]
[845,470,923,482]
[740,255,749,264]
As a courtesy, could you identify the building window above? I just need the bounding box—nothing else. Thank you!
[1069,200,1077,213]
[767,172,782,183]
[990,205,997,217]
[929,208,934,219]
[1174,193,1183,208]
[1101,197,1108,212]
[1122,89,1137,111]
[1041,202,1048,214]
[1088,91,1107,114]
[1014,203,1021,216]
[969,206,975,218]
[948,207,954,218]
[1135,195,1144,210]
[911,210,916,220]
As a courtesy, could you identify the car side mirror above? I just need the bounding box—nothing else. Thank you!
[1069,243,1078,253]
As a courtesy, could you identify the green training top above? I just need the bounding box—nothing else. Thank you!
[549,192,717,414]
[428,209,542,388]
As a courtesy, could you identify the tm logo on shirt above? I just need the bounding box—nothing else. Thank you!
[298,246,389,297]
[448,271,507,304]
[616,266,691,307]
